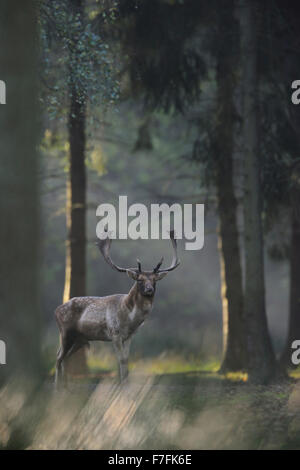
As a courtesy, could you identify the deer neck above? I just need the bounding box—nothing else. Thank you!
[124,282,154,316]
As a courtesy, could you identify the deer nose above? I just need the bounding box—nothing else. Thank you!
[145,287,154,294]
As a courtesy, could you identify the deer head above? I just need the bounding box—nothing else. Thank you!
[96,230,180,297]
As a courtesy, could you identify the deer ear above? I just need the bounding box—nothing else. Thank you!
[155,272,168,281]
[127,270,139,281]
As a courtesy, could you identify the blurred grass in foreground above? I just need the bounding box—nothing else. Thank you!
[6,353,298,450]
[1,363,300,449]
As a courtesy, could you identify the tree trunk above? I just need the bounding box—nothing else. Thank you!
[0,1,41,385]
[215,0,246,373]
[281,202,300,367]
[239,0,280,383]
[63,91,86,305]
[63,0,87,376]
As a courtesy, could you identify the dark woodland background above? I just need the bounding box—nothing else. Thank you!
[1,0,300,450]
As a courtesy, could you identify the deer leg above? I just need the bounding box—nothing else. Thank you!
[55,332,74,390]
[55,344,64,389]
[65,338,89,360]
[113,337,131,383]
[122,338,131,381]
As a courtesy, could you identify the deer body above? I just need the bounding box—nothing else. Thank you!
[55,231,179,388]
[56,287,153,342]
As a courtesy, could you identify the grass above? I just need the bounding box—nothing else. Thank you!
[48,348,300,387]
[289,367,300,379]
[87,351,220,375]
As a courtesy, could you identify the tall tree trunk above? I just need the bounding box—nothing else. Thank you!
[281,199,300,367]
[63,91,86,305]
[239,0,280,383]
[215,0,246,373]
[63,0,87,376]
[0,1,41,385]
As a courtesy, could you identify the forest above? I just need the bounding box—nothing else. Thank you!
[1,0,300,450]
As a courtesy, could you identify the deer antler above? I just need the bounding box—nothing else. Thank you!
[96,236,127,272]
[153,257,164,273]
[96,229,180,274]
[154,230,180,273]
[96,229,137,273]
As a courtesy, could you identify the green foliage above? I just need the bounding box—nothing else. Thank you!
[39,0,120,121]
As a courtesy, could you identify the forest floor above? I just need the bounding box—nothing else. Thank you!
[31,356,300,449]
[2,358,300,449]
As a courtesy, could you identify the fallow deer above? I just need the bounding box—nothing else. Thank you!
[55,230,180,387]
